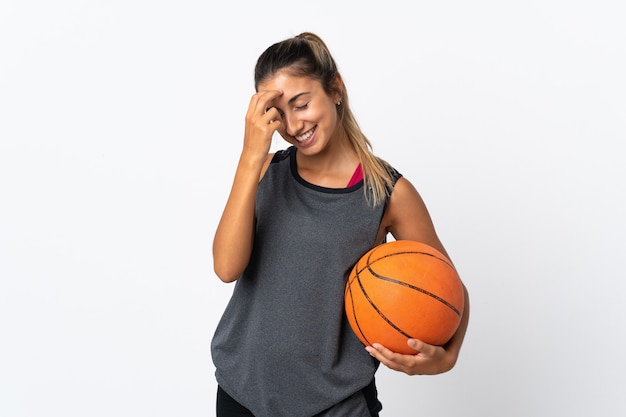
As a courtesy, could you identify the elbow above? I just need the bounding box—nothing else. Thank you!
[212,242,250,283]
[213,261,242,283]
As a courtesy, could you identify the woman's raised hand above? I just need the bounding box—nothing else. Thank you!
[243,90,284,160]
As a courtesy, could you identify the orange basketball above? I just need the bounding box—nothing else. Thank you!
[345,239,464,354]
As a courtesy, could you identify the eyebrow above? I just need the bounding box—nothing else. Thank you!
[287,92,311,105]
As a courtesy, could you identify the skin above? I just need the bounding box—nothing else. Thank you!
[213,69,470,376]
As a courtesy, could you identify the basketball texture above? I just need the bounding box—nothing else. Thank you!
[345,239,464,354]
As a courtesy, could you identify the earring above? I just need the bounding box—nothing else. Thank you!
[336,99,342,106]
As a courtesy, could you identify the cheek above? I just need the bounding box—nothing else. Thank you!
[314,105,337,126]
[323,107,340,130]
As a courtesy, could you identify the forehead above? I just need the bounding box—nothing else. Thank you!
[257,70,322,96]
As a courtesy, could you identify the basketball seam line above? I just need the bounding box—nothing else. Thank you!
[364,250,455,270]
[364,250,462,317]
[345,281,374,347]
[367,269,463,317]
[356,271,414,340]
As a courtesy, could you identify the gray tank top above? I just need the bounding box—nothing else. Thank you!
[211,147,400,417]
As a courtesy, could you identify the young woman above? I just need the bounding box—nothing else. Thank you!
[211,32,470,417]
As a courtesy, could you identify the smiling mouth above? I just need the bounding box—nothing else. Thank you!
[295,126,316,143]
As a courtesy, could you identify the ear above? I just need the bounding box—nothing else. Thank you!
[333,72,344,102]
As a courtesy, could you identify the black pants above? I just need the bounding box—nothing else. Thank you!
[216,379,382,417]
[216,387,254,417]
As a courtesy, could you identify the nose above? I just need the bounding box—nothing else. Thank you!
[284,112,303,137]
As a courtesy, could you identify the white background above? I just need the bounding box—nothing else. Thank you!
[1,1,625,416]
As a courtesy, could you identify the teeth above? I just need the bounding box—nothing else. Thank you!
[295,127,315,142]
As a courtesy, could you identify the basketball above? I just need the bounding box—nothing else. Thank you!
[345,239,464,354]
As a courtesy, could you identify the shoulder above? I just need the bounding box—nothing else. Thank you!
[374,157,402,194]
[259,146,294,180]
[388,176,424,210]
[271,146,294,163]
[381,176,448,255]
[386,164,403,188]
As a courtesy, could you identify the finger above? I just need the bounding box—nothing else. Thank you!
[268,119,282,132]
[258,93,286,128]
[246,90,282,121]
[264,107,282,124]
[368,344,404,363]
[367,344,411,373]
[407,339,437,357]
[255,90,283,113]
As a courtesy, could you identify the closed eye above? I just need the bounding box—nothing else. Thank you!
[295,103,309,111]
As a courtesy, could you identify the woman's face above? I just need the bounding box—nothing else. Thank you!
[257,70,340,155]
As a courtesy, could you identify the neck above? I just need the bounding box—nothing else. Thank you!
[295,128,360,187]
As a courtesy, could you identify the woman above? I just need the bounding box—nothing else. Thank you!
[211,32,470,417]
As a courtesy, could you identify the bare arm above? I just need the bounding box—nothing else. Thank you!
[212,90,284,283]
[368,177,470,374]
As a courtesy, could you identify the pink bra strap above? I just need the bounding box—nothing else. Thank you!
[346,163,363,187]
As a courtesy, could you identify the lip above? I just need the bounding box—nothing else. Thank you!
[294,126,317,148]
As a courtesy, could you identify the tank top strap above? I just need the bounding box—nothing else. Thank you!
[346,163,363,187]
